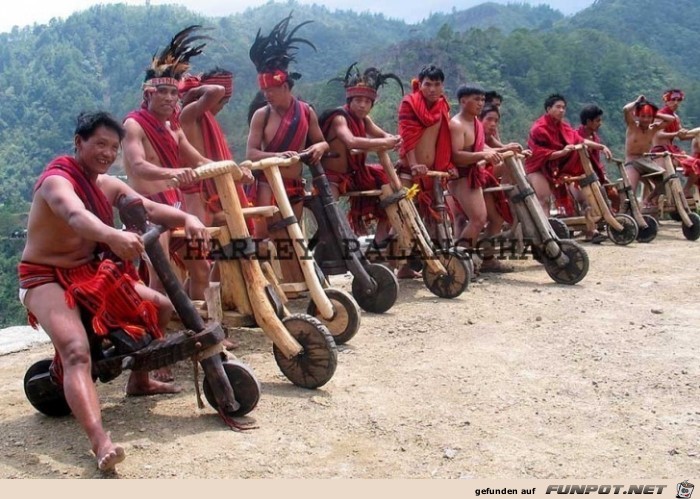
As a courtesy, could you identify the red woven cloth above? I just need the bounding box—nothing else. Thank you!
[18,260,162,384]
[398,86,453,220]
[526,114,584,215]
[321,106,389,234]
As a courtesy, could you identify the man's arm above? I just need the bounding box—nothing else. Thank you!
[41,176,144,261]
[449,119,501,166]
[622,96,641,127]
[582,138,612,159]
[332,115,400,151]
[179,85,225,126]
[302,109,330,164]
[102,176,210,242]
[123,119,195,184]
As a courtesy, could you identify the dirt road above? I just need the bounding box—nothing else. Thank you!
[1,223,698,478]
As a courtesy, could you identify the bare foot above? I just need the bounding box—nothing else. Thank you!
[479,258,515,273]
[96,442,126,472]
[126,372,182,396]
[222,338,239,351]
[152,367,174,383]
[396,265,421,279]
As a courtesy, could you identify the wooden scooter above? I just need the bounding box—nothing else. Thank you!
[23,195,260,429]
[302,160,399,316]
[352,150,471,299]
[605,157,658,243]
[640,150,700,241]
[175,160,338,388]
[239,155,363,346]
[555,144,638,245]
[487,151,589,284]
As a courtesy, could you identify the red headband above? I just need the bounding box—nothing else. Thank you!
[635,104,657,117]
[346,85,377,102]
[203,73,233,99]
[144,77,179,89]
[179,74,202,95]
[663,90,685,102]
[258,70,288,89]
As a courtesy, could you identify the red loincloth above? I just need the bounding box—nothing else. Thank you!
[320,106,390,234]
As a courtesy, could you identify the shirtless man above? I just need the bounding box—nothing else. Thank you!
[18,111,208,472]
[246,15,328,239]
[178,69,254,350]
[652,89,700,197]
[448,85,513,272]
[623,95,674,198]
[320,64,403,241]
[123,27,212,302]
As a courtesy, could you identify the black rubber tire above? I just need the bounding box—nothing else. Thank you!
[670,211,682,222]
[637,215,658,243]
[682,212,700,241]
[422,248,470,299]
[306,288,362,345]
[548,218,570,239]
[273,314,338,388]
[202,359,261,417]
[351,263,399,314]
[23,359,71,417]
[606,214,638,246]
[542,240,589,285]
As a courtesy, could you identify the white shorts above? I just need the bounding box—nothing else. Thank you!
[18,288,28,307]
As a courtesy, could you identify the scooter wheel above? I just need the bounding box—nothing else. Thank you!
[422,248,470,299]
[542,240,589,285]
[23,359,71,417]
[607,213,638,245]
[669,211,682,222]
[307,288,362,345]
[273,314,338,388]
[548,218,570,239]
[637,215,658,243]
[682,212,700,241]
[202,359,261,417]
[351,263,399,314]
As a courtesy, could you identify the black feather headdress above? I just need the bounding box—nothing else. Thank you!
[144,25,210,87]
[249,13,316,89]
[329,62,404,102]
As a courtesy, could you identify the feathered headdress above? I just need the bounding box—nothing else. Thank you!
[249,13,316,89]
[144,25,210,89]
[329,62,404,102]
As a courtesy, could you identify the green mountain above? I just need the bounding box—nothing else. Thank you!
[566,0,700,79]
[420,2,564,34]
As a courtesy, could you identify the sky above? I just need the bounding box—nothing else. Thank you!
[1,0,596,33]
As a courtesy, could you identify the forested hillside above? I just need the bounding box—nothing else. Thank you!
[0,0,697,325]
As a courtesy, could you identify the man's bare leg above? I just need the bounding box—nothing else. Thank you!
[526,171,553,213]
[24,283,126,471]
[129,283,182,392]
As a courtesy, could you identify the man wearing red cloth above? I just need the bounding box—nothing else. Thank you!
[179,69,254,228]
[246,14,329,240]
[397,65,456,219]
[123,26,213,302]
[652,89,700,197]
[525,94,611,212]
[18,111,208,471]
[448,85,513,273]
[319,64,403,239]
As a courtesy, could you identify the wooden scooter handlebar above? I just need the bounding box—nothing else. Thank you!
[239,154,306,172]
[168,160,243,188]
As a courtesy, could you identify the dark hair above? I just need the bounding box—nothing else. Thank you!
[418,64,445,82]
[544,93,566,111]
[202,66,232,80]
[74,111,124,141]
[456,84,485,100]
[579,104,603,126]
[485,90,503,103]
[480,105,500,120]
